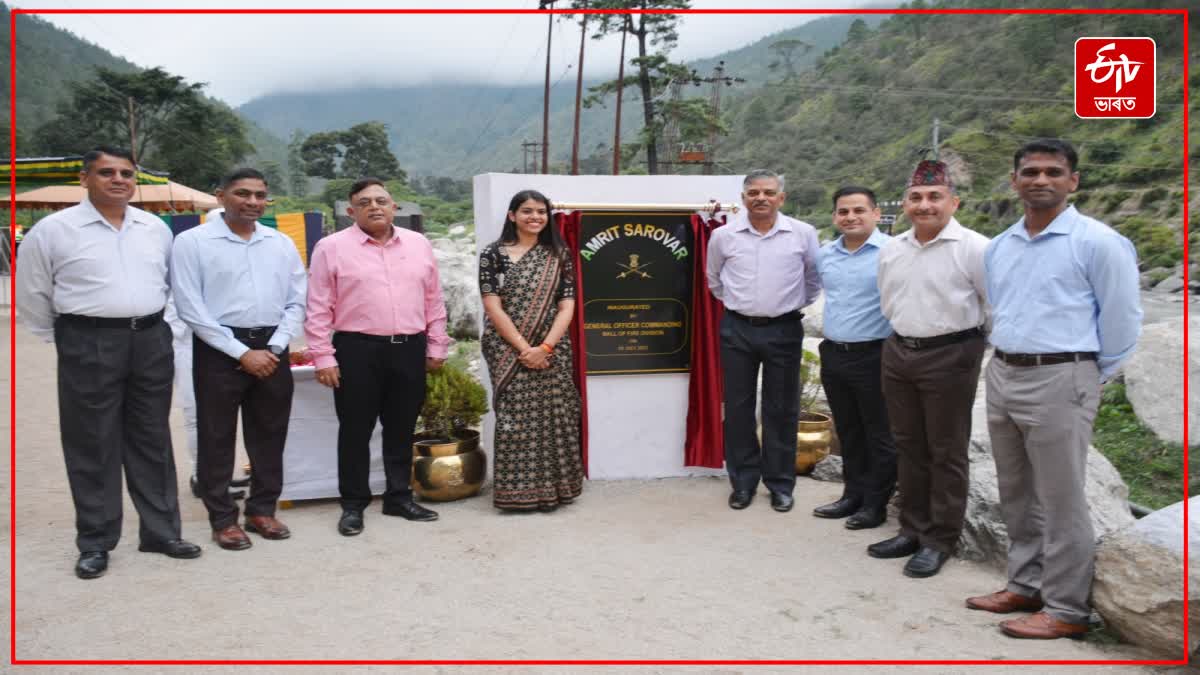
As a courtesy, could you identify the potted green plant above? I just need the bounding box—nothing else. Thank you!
[796,348,834,475]
[411,363,490,501]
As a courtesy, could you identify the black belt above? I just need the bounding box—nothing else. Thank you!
[994,349,1097,367]
[823,338,884,352]
[59,309,163,331]
[336,331,423,344]
[894,327,982,350]
[224,325,277,341]
[726,309,804,327]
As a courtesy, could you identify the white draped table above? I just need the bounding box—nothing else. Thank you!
[280,365,387,501]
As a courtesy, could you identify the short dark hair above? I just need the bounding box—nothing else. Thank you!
[831,185,877,209]
[1013,139,1078,172]
[220,167,267,189]
[349,177,387,200]
[82,146,136,171]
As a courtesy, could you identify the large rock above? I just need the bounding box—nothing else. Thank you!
[959,437,1135,565]
[1124,317,1198,446]
[802,294,824,339]
[430,235,481,339]
[1092,497,1200,659]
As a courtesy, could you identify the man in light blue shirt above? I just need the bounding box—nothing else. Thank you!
[172,168,307,551]
[812,186,897,531]
[968,139,1141,640]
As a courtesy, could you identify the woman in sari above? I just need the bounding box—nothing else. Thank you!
[479,190,584,512]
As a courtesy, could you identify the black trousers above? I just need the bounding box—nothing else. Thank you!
[818,340,897,509]
[193,336,293,530]
[719,313,803,497]
[54,316,181,552]
[333,332,427,511]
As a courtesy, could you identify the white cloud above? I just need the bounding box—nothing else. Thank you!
[10,0,866,106]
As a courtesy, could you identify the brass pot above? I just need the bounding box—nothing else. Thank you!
[795,411,833,475]
[411,430,486,501]
[413,428,480,458]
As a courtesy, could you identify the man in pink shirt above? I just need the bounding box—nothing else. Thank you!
[305,177,450,536]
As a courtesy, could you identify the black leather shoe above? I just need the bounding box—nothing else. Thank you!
[75,551,108,579]
[728,491,753,510]
[138,538,203,559]
[230,475,251,488]
[338,509,364,536]
[904,547,951,578]
[190,475,201,498]
[382,501,439,522]
[845,506,887,530]
[867,534,920,559]
[812,496,862,519]
[770,492,794,512]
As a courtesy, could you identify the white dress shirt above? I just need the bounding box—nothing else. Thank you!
[16,198,172,342]
[877,217,989,338]
[170,218,307,360]
[706,211,822,317]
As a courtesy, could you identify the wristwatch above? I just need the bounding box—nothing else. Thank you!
[268,345,285,357]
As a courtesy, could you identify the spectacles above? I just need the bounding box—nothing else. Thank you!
[354,197,393,208]
[90,168,136,179]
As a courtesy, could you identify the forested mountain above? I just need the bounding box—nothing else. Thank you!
[709,1,1195,271]
[235,13,866,177]
[1,3,289,171]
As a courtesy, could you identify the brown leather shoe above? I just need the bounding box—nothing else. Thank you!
[1000,611,1087,640]
[212,524,252,551]
[966,590,1044,614]
[244,515,291,540]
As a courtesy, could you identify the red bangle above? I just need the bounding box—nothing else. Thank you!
[540,343,553,354]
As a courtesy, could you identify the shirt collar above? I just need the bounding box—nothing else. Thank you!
[732,211,792,236]
[833,227,889,254]
[1010,205,1078,241]
[70,197,160,230]
[354,224,401,246]
[900,216,963,246]
[200,218,275,243]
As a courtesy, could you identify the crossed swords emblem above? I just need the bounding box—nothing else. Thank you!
[616,254,653,279]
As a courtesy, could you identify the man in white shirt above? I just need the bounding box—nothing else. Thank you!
[706,170,822,512]
[16,146,201,579]
[869,159,989,579]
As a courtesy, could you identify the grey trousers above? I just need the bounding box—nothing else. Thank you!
[985,357,1101,625]
[55,317,182,552]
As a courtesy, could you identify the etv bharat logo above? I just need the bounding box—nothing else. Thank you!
[1075,37,1156,119]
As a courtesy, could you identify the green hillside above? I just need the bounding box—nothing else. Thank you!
[234,13,865,178]
[1,3,289,171]
[712,1,1194,272]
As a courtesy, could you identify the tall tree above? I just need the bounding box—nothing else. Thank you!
[298,122,406,182]
[259,160,286,196]
[572,0,690,174]
[286,130,309,197]
[769,39,813,83]
[30,66,252,189]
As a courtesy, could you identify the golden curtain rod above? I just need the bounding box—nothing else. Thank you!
[553,202,740,213]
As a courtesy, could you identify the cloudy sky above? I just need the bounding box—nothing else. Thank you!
[9,0,867,106]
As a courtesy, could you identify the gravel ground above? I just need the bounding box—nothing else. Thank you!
[6,316,1182,672]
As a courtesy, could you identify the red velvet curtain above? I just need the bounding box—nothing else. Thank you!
[555,210,589,477]
[684,212,727,468]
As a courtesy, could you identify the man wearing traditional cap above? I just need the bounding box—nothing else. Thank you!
[707,169,822,513]
[966,139,1141,639]
[869,159,989,578]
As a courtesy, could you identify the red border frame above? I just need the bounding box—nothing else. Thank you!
[7,4,1190,667]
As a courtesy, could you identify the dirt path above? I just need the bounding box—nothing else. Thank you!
[5,317,1173,671]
